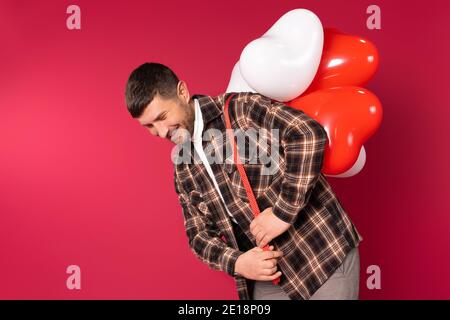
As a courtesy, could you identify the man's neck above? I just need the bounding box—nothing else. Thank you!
[188,98,195,115]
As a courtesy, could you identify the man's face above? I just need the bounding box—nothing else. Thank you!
[137,93,195,144]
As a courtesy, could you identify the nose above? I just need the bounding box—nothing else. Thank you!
[148,127,158,136]
[153,122,169,139]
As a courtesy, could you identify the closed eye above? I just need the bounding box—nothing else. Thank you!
[144,111,167,128]
[158,112,167,121]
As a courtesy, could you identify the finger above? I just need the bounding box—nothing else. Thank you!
[257,237,267,248]
[262,259,278,269]
[258,271,282,281]
[259,264,278,275]
[262,250,284,260]
[259,234,271,248]
[255,230,265,246]
[252,227,261,238]
[250,220,255,233]
[269,245,274,250]
[264,266,278,275]
[252,246,264,252]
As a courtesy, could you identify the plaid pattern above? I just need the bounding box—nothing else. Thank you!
[173,92,362,300]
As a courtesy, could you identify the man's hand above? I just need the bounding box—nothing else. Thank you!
[250,207,291,248]
[234,246,283,281]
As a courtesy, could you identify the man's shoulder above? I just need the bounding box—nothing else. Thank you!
[194,91,268,106]
[221,91,271,104]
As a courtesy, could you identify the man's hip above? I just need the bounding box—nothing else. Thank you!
[252,246,360,300]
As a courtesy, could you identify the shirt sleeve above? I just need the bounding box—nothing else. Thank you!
[244,93,328,225]
[174,173,244,276]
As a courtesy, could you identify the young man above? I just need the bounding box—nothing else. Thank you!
[125,62,362,300]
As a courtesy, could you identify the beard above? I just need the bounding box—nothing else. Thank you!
[182,99,195,137]
[170,99,196,144]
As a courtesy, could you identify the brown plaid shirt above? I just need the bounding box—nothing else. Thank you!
[173,92,362,300]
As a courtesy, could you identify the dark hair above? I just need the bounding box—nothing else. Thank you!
[125,62,179,118]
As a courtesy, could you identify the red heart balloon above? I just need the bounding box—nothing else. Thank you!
[303,28,379,95]
[287,86,383,175]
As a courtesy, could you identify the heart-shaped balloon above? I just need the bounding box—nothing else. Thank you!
[303,28,379,95]
[287,86,383,175]
[226,61,256,93]
[294,28,380,176]
[239,9,324,101]
[224,11,381,177]
[327,146,366,178]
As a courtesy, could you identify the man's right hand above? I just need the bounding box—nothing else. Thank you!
[234,245,283,281]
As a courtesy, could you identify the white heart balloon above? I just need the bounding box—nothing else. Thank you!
[226,61,256,93]
[239,9,324,101]
[326,146,367,178]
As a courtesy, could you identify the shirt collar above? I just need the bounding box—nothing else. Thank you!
[192,98,203,144]
[191,92,237,126]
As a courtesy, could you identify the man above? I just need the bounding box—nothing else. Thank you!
[125,62,362,300]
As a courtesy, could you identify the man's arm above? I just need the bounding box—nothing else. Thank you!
[244,93,328,225]
[174,173,244,276]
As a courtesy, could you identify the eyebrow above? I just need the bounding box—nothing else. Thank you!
[143,111,166,126]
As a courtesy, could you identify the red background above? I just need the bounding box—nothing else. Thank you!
[1,0,449,299]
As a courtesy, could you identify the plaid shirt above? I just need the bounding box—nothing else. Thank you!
[173,92,362,300]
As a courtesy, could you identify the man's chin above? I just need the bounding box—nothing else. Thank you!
[171,134,189,145]
[171,137,182,144]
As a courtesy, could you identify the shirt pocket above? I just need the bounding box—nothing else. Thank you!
[188,189,209,216]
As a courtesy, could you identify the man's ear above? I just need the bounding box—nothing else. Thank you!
[177,80,190,104]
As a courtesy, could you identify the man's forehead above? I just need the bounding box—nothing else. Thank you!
[137,105,151,124]
[138,98,166,124]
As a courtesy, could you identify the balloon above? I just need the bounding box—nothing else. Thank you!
[287,28,381,177]
[239,9,324,101]
[287,87,383,175]
[303,28,379,95]
[224,12,382,177]
[226,61,256,93]
[326,146,366,178]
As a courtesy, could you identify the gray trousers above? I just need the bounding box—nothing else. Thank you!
[252,247,360,300]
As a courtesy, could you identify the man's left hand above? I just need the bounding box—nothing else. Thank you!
[250,207,291,248]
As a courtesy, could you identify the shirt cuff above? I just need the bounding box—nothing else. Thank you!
[272,197,302,225]
[221,247,245,277]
